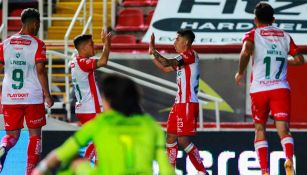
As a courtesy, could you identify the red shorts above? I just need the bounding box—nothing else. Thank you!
[3,104,46,130]
[76,113,96,124]
[250,88,290,124]
[167,103,198,136]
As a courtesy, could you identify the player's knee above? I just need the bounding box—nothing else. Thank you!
[177,136,191,147]
[166,133,177,144]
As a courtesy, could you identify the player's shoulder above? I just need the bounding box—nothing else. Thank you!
[29,35,46,45]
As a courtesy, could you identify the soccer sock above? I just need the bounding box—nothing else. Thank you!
[254,140,269,174]
[84,143,96,161]
[166,141,178,167]
[26,136,41,175]
[281,135,294,161]
[184,143,206,173]
[0,135,18,150]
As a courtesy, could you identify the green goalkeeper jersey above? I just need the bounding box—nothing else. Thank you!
[55,110,174,175]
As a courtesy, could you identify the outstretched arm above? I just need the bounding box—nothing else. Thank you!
[235,40,254,85]
[96,31,112,68]
[149,33,177,73]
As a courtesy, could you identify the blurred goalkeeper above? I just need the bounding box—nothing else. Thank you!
[32,74,175,175]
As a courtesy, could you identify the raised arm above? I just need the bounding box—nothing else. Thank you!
[235,40,254,85]
[96,31,112,68]
[149,33,177,73]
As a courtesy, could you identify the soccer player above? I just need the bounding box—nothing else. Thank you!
[32,74,175,175]
[0,8,54,174]
[149,30,208,175]
[71,32,111,162]
[235,2,304,175]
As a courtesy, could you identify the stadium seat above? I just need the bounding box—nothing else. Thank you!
[0,9,2,24]
[122,0,152,7]
[111,34,137,44]
[115,9,145,32]
[144,10,154,30]
[8,8,23,30]
[151,0,158,6]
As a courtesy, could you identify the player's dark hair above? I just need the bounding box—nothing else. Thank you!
[177,29,195,44]
[100,74,143,116]
[73,34,92,50]
[254,2,274,24]
[21,8,40,24]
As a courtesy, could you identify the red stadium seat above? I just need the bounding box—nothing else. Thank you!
[151,0,158,6]
[0,9,2,24]
[115,9,145,32]
[111,34,137,44]
[8,8,23,30]
[122,0,151,7]
[144,10,154,30]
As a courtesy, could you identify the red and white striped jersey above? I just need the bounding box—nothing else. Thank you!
[174,49,200,103]
[0,33,46,104]
[71,55,103,114]
[243,26,300,93]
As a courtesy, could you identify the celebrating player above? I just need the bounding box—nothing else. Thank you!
[70,32,111,162]
[32,74,175,175]
[0,8,54,174]
[149,30,208,175]
[235,2,304,175]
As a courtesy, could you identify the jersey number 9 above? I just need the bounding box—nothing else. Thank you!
[12,69,24,89]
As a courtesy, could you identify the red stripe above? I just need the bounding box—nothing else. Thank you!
[0,43,4,63]
[185,65,191,102]
[88,72,101,113]
[178,79,182,103]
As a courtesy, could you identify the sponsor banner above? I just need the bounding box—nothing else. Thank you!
[42,131,307,175]
[142,0,307,45]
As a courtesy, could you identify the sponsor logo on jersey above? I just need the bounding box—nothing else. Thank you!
[10,38,31,45]
[7,93,29,98]
[259,79,282,86]
[260,30,284,37]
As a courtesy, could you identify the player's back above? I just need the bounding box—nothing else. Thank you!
[93,111,162,175]
[70,56,102,113]
[244,26,295,93]
[0,33,46,104]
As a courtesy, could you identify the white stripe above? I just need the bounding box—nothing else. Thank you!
[254,141,268,150]
[281,137,294,145]
[166,142,177,148]
[184,143,194,153]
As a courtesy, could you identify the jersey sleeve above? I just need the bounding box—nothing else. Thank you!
[242,29,255,43]
[175,51,196,66]
[35,40,47,63]
[288,36,300,56]
[0,43,4,64]
[55,118,97,163]
[77,58,97,72]
[153,119,175,175]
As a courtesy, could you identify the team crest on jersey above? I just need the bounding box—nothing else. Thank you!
[16,52,21,58]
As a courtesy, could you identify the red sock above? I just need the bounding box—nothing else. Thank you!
[166,142,178,167]
[185,143,206,173]
[26,136,41,175]
[254,140,269,174]
[0,135,18,150]
[281,135,294,161]
[84,143,96,161]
